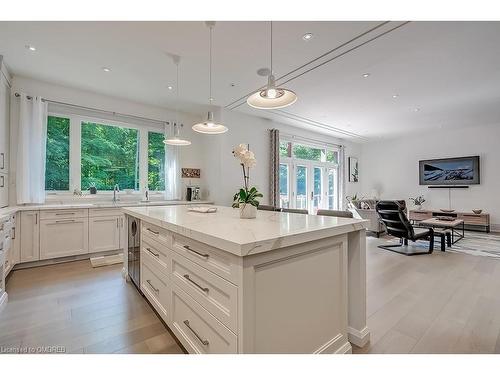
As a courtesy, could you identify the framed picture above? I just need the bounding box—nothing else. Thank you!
[348,157,359,182]
[181,168,201,178]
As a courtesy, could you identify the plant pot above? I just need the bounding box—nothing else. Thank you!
[415,204,422,211]
[240,204,257,219]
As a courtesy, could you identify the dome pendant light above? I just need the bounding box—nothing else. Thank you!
[247,22,297,109]
[192,21,228,135]
[164,55,191,146]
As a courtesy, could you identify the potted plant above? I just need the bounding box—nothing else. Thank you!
[231,144,262,219]
[409,195,426,210]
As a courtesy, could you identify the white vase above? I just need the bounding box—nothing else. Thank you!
[240,204,257,219]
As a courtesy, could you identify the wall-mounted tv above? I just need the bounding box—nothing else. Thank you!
[419,156,480,185]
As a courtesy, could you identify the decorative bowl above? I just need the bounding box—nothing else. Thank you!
[440,209,455,213]
[472,209,483,214]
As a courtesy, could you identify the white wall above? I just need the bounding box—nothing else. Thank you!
[360,123,500,230]
[9,76,206,204]
[200,109,362,207]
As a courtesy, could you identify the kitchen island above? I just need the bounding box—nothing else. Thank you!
[122,205,369,354]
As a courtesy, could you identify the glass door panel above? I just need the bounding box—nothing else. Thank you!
[295,165,308,210]
[279,163,290,209]
[327,168,337,210]
[312,167,323,214]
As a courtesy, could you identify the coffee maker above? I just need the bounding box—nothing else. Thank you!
[186,186,201,201]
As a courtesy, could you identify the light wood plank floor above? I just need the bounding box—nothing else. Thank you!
[2,235,500,354]
[0,261,184,354]
[353,235,500,354]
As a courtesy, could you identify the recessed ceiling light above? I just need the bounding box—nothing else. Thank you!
[392,94,399,98]
[25,45,36,51]
[302,33,314,41]
[362,73,370,78]
[413,108,420,112]
[167,86,173,90]
[102,67,111,72]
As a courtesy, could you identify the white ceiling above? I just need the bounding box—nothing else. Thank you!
[1,21,500,142]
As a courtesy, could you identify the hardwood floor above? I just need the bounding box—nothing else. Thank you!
[0,261,184,354]
[1,234,500,354]
[353,235,500,354]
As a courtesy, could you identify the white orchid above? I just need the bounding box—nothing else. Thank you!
[231,144,262,209]
[232,144,248,159]
[241,150,256,168]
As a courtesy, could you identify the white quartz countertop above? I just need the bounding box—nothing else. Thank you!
[122,205,367,257]
[0,200,213,219]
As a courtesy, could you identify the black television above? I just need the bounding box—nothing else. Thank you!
[419,156,480,186]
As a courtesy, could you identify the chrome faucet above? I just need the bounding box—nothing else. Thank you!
[113,184,120,203]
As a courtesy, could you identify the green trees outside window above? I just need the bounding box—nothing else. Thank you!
[148,131,166,191]
[81,121,139,191]
[45,116,70,190]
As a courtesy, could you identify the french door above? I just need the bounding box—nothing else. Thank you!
[280,161,339,213]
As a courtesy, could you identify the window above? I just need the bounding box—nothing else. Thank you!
[81,121,140,191]
[148,131,166,191]
[45,116,70,190]
[279,163,289,208]
[292,144,322,161]
[279,138,341,212]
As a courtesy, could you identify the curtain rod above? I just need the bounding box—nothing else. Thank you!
[274,130,344,149]
[14,92,168,126]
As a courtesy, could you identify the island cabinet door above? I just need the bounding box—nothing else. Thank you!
[171,283,237,354]
[240,235,349,354]
[89,216,121,253]
[39,218,89,260]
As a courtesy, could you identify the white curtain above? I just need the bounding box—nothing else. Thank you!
[164,133,181,200]
[16,94,48,204]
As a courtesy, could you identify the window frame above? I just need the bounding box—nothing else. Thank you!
[279,137,341,212]
[45,111,165,196]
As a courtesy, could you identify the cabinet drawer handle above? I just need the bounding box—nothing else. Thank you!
[0,152,4,170]
[146,279,159,293]
[54,219,76,224]
[55,212,75,216]
[146,247,160,257]
[183,245,209,259]
[147,228,159,235]
[0,175,4,188]
[183,320,209,346]
[183,274,209,293]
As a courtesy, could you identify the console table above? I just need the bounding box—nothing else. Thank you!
[409,209,490,232]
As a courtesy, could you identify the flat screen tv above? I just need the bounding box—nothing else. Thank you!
[419,156,480,185]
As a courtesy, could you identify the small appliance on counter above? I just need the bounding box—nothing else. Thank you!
[186,186,201,201]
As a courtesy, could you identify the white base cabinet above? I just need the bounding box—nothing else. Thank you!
[40,217,89,260]
[89,216,121,253]
[20,211,40,262]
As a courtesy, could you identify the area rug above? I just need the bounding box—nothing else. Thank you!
[380,231,500,259]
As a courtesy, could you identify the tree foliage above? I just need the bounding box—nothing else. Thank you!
[45,116,70,190]
[148,132,166,191]
[81,122,139,191]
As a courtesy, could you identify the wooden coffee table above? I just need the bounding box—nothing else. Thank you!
[419,218,465,244]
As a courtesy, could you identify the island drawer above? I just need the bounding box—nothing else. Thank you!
[142,236,171,276]
[171,250,238,333]
[40,209,88,220]
[141,255,170,323]
[171,283,237,354]
[142,222,172,248]
[172,233,240,285]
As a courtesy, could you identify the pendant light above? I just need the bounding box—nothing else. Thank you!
[247,22,297,109]
[192,21,228,135]
[164,55,191,146]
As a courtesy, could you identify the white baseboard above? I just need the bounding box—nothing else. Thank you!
[315,334,352,354]
[348,326,371,348]
[0,291,8,314]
